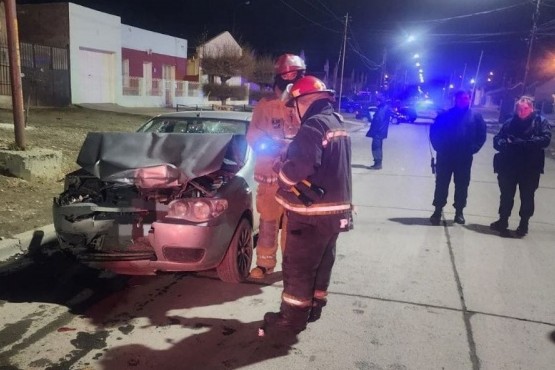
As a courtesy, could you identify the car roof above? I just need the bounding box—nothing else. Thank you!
[153,110,252,121]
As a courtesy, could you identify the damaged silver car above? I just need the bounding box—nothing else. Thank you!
[53,111,257,283]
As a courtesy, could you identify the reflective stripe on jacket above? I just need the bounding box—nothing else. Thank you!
[275,99,352,218]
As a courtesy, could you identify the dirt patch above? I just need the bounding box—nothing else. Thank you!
[0,107,150,238]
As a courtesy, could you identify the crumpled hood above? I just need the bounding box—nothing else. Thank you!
[76,132,234,184]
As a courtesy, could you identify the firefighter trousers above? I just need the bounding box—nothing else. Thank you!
[281,212,339,307]
[255,182,287,269]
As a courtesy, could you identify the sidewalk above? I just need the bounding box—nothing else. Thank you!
[0,224,56,261]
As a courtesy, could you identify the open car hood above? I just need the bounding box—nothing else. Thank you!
[76,132,234,184]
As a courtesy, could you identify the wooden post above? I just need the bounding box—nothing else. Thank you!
[4,0,26,150]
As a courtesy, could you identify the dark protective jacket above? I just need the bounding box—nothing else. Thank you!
[367,102,392,139]
[493,113,552,174]
[275,99,352,229]
[430,107,487,158]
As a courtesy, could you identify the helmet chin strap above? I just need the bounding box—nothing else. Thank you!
[294,99,304,122]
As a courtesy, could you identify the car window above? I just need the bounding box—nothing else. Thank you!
[137,118,247,135]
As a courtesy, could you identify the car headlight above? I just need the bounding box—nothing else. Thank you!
[167,199,228,222]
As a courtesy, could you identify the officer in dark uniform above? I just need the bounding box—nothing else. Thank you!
[261,76,353,335]
[429,90,487,225]
[491,96,552,236]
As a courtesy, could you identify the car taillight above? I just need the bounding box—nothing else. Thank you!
[167,199,228,222]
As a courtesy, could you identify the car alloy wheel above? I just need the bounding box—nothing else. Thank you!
[216,218,253,283]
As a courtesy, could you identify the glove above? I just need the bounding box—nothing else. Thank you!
[272,158,283,174]
[508,135,526,146]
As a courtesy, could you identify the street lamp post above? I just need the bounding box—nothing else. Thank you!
[523,0,542,94]
[232,1,250,35]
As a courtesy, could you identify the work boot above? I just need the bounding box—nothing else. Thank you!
[516,219,529,237]
[308,298,327,323]
[249,266,274,279]
[490,217,510,237]
[368,163,382,170]
[454,210,465,224]
[430,208,442,225]
[490,218,509,231]
[262,303,310,334]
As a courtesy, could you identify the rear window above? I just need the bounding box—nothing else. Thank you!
[137,118,247,135]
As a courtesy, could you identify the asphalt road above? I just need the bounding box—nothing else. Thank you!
[1,117,554,369]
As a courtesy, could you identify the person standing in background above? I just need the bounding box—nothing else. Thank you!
[366,96,392,170]
[429,90,486,225]
[491,96,552,236]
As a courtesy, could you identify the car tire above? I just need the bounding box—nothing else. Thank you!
[216,218,253,283]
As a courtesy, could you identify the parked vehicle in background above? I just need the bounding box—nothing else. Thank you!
[413,98,439,119]
[390,102,417,124]
[53,111,257,283]
[334,96,361,113]
[355,104,378,121]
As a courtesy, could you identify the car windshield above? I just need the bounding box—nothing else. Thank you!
[137,117,247,135]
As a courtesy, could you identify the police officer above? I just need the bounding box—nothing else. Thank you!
[366,96,392,170]
[262,76,353,334]
[491,96,552,236]
[429,90,486,225]
[246,54,306,279]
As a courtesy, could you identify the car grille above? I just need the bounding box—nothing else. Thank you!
[162,247,205,263]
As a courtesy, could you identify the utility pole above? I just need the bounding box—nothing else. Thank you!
[4,0,26,150]
[523,0,541,95]
[460,63,467,90]
[379,48,387,93]
[471,50,484,107]
[337,13,348,113]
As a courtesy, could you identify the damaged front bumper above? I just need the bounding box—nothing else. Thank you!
[53,201,232,275]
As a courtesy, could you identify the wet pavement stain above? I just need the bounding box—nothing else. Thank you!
[222,326,236,336]
[45,330,109,370]
[117,324,134,335]
[0,319,33,349]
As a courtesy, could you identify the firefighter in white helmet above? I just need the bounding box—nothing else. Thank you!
[246,54,306,279]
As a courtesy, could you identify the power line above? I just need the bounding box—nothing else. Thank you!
[276,0,341,33]
[402,1,530,24]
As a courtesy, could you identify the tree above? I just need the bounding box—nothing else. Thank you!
[200,44,255,104]
[245,54,275,102]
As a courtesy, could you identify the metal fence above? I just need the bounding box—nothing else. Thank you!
[0,42,70,106]
[122,76,202,98]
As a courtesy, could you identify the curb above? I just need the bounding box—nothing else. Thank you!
[0,224,57,261]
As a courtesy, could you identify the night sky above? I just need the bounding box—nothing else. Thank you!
[16,0,555,88]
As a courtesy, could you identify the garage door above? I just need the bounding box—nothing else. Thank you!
[78,48,115,103]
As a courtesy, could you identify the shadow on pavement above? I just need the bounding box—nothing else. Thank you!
[389,217,435,226]
[0,243,291,369]
[464,223,517,238]
[0,244,130,313]
[98,317,298,370]
[352,164,370,170]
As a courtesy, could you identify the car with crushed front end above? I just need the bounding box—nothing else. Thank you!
[53,110,257,283]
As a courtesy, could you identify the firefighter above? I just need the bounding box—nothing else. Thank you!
[261,76,353,335]
[246,54,306,279]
